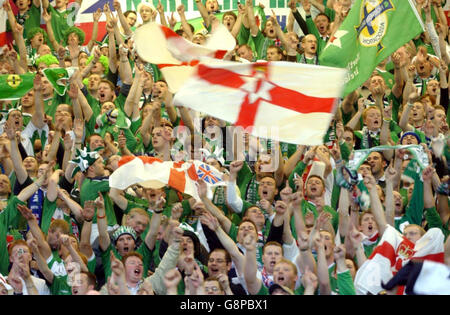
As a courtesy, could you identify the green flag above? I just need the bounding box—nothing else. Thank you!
[319,0,424,96]
[0,74,36,100]
[42,67,76,96]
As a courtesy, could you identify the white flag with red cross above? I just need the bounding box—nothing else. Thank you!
[354,225,445,295]
[173,60,347,145]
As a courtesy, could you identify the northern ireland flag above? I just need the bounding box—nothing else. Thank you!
[109,156,225,200]
[354,225,445,295]
[134,22,236,93]
[173,60,347,145]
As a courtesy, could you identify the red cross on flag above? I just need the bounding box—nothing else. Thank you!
[173,60,347,145]
[354,225,444,295]
[134,22,235,93]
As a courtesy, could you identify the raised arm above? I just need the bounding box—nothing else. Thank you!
[200,211,245,275]
[195,0,211,28]
[384,164,397,227]
[41,9,62,53]
[246,0,259,37]
[144,191,164,251]
[310,222,331,295]
[346,98,365,131]
[59,188,84,224]
[46,169,63,203]
[87,9,102,52]
[113,0,133,37]
[118,44,133,85]
[79,200,95,260]
[17,204,52,260]
[4,123,27,184]
[177,4,194,41]
[27,238,54,284]
[95,193,111,251]
[231,3,245,38]
[364,175,388,236]
[399,92,420,132]
[242,233,262,295]
[157,1,169,27]
[60,234,88,272]
[198,179,232,234]
[31,74,46,129]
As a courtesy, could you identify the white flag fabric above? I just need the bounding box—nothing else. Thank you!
[173,60,347,145]
[354,225,445,295]
[134,22,235,92]
[109,156,225,200]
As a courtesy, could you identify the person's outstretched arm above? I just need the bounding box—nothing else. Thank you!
[242,233,263,295]
[364,175,388,236]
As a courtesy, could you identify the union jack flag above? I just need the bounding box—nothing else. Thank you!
[196,163,222,185]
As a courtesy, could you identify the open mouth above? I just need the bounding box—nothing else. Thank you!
[209,267,219,274]
[277,276,285,283]
[261,190,269,198]
[123,246,129,253]
[368,225,373,232]
[134,268,141,276]
[72,288,79,295]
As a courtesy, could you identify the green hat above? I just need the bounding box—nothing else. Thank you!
[69,146,103,178]
[86,54,109,76]
[26,27,48,46]
[35,54,59,68]
[63,26,86,46]
[112,226,137,244]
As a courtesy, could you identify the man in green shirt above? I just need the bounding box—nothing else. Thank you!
[43,0,81,45]
[297,34,319,65]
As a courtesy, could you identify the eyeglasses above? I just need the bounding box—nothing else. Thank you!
[204,286,220,292]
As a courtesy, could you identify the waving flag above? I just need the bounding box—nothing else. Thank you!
[319,0,424,96]
[354,225,444,295]
[109,156,225,200]
[0,73,35,100]
[134,22,235,92]
[173,60,347,145]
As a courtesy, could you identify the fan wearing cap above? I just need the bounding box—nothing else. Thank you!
[137,2,157,25]
[97,190,164,281]
[68,146,119,237]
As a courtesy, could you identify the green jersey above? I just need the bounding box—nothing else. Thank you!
[0,196,25,275]
[80,177,117,227]
[47,5,78,45]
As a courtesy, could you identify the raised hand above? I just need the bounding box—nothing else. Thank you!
[93,8,102,22]
[200,211,219,231]
[422,165,435,182]
[333,244,346,262]
[301,266,318,292]
[171,202,183,221]
[274,200,288,216]
[363,174,377,190]
[242,233,256,251]
[83,200,96,222]
[164,268,182,289]
[17,204,36,222]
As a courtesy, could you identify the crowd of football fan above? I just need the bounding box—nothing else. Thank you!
[0,0,448,296]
